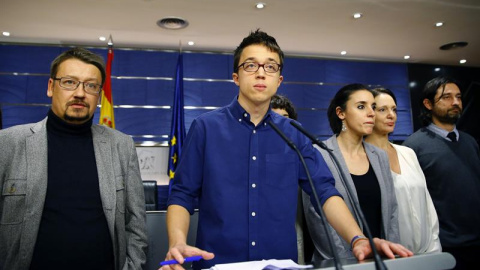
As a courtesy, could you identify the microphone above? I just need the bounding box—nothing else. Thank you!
[267,120,344,270]
[290,121,387,270]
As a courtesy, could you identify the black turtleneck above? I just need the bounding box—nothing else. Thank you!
[30,110,114,270]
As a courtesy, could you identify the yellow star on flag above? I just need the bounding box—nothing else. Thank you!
[171,135,177,146]
[169,169,175,179]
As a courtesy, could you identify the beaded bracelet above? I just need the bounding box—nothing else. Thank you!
[350,235,368,249]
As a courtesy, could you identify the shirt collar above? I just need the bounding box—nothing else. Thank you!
[227,96,272,127]
[426,123,459,142]
[46,109,93,136]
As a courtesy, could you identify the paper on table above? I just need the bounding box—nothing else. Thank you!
[209,259,313,270]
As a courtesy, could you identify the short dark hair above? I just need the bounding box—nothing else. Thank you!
[371,87,397,105]
[233,29,284,74]
[50,47,106,85]
[419,76,460,126]
[327,83,370,134]
[271,94,298,120]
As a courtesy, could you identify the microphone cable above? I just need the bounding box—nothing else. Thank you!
[268,120,344,270]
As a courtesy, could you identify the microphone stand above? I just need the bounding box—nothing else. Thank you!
[268,121,343,270]
[290,121,387,270]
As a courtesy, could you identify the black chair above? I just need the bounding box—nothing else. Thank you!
[143,180,158,211]
[145,210,199,270]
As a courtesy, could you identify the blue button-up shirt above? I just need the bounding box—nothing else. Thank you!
[168,97,340,269]
[426,123,460,142]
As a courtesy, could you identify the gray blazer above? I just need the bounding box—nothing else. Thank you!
[0,118,148,270]
[303,135,399,261]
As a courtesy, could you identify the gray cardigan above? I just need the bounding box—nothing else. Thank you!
[0,118,148,270]
[302,135,399,261]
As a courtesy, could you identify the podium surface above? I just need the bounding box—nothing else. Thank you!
[313,252,455,270]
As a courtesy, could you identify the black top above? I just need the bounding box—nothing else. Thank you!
[30,110,114,270]
[351,164,382,238]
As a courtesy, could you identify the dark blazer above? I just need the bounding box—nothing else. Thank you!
[0,118,148,270]
[303,135,399,261]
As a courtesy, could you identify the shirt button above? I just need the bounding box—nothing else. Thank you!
[264,122,267,126]
[253,130,256,134]
[238,119,242,122]
[252,156,256,160]
[9,184,16,194]
[244,113,248,117]
[252,241,256,246]
[252,212,256,217]
[252,183,256,188]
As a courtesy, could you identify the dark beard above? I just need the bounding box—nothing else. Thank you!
[434,107,462,124]
[64,112,90,123]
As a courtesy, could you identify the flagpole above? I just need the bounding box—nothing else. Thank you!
[99,34,115,129]
[168,44,185,194]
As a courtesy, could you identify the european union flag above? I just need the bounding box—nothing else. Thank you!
[168,54,186,194]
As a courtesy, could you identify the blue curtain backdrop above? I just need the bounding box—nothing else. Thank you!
[0,44,412,142]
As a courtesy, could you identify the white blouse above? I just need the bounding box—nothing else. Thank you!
[391,144,441,253]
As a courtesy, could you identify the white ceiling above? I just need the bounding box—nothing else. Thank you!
[1,0,479,67]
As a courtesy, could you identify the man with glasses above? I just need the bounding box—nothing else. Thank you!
[163,30,412,270]
[0,47,147,270]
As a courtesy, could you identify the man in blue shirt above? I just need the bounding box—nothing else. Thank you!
[163,30,412,270]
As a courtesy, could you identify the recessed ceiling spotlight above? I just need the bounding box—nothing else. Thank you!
[256,2,266,9]
[341,51,347,55]
[157,17,189,30]
[404,55,410,60]
[435,22,444,27]
[187,41,195,46]
[434,68,441,72]
[440,41,468,50]
[99,36,106,41]
[2,31,10,36]
[353,13,362,19]
[459,59,467,64]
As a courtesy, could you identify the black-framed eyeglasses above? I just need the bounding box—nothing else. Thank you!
[237,61,282,73]
[53,77,102,95]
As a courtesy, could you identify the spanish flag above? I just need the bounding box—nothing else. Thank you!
[99,39,115,129]
[168,54,186,194]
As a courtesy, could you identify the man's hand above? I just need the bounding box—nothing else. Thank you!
[159,243,214,270]
[352,238,413,261]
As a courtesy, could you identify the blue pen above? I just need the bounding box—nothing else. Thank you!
[160,255,203,266]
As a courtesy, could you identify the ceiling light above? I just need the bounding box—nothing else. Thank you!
[459,59,467,64]
[435,22,444,27]
[404,55,410,60]
[157,17,189,30]
[187,41,195,46]
[434,68,441,72]
[340,51,347,55]
[2,31,10,36]
[99,36,106,41]
[353,13,362,19]
[256,2,266,9]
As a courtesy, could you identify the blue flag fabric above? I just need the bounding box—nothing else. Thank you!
[168,54,186,195]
